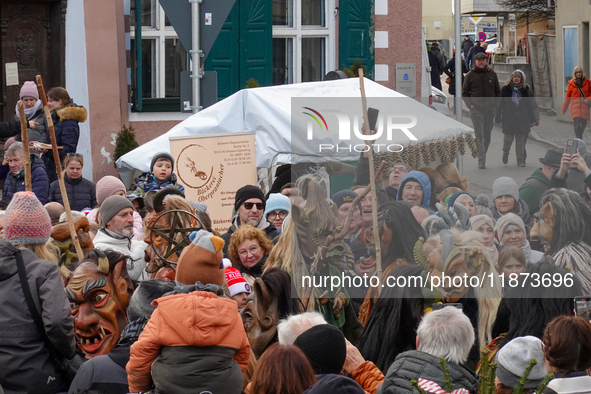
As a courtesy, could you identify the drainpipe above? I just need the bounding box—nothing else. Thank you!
[190,0,202,113]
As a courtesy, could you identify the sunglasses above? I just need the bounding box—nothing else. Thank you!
[67,153,83,158]
[243,202,264,210]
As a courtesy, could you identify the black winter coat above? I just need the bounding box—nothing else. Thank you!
[3,155,49,204]
[44,106,87,183]
[496,84,536,135]
[49,176,97,211]
[443,57,469,96]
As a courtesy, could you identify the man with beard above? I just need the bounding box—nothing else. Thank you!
[92,195,148,281]
[221,185,280,256]
[65,249,133,360]
[354,152,412,206]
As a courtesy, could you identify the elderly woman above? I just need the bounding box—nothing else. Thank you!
[491,176,532,229]
[446,191,477,216]
[495,213,542,264]
[2,142,49,204]
[228,224,274,282]
[264,193,290,232]
[542,316,591,392]
[49,153,96,211]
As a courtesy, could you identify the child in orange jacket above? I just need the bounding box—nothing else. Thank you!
[127,230,250,393]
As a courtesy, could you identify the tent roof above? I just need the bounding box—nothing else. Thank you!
[117,78,473,186]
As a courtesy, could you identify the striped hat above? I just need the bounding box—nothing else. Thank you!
[4,192,52,246]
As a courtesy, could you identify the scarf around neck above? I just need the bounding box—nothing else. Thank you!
[14,99,42,121]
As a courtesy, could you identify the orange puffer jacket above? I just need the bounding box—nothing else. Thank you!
[563,78,591,120]
[352,361,385,394]
[127,290,250,392]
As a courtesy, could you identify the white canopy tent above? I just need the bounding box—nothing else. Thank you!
[117,78,473,186]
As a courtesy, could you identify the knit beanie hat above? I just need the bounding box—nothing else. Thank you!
[304,375,365,394]
[225,267,252,296]
[20,81,39,100]
[175,230,231,285]
[495,213,526,242]
[4,192,51,246]
[470,214,495,232]
[127,279,175,321]
[294,324,346,375]
[96,175,126,206]
[264,193,291,217]
[189,201,208,213]
[150,152,174,173]
[446,191,473,208]
[100,195,134,225]
[492,177,519,202]
[496,336,547,389]
[234,185,265,212]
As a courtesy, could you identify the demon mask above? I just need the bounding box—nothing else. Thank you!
[51,216,94,276]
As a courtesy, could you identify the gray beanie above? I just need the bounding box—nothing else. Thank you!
[495,212,526,241]
[127,279,175,321]
[496,336,547,389]
[492,177,519,202]
[100,195,134,225]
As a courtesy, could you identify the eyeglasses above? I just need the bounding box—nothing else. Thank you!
[390,166,409,173]
[267,210,288,219]
[67,153,83,158]
[243,202,264,210]
[238,245,260,258]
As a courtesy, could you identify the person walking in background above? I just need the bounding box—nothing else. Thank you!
[443,51,468,113]
[428,46,442,90]
[563,66,591,139]
[496,70,537,167]
[463,52,501,169]
[461,35,474,68]
[466,41,486,68]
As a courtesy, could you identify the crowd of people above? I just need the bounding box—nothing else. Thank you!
[2,80,591,394]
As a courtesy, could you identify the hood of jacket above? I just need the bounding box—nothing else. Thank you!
[524,168,550,186]
[396,171,431,208]
[57,105,87,123]
[151,290,243,347]
[0,241,21,280]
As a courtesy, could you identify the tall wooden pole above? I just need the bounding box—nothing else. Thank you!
[358,69,383,283]
[17,101,32,191]
[36,75,84,261]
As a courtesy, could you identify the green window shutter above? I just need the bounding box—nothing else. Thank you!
[239,0,272,88]
[204,2,240,101]
[339,0,374,79]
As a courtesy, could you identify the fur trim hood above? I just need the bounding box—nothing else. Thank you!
[56,106,87,123]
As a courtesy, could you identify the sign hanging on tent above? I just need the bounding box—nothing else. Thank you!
[169,132,256,233]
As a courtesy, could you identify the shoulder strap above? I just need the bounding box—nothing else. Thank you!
[577,84,587,99]
[15,249,62,363]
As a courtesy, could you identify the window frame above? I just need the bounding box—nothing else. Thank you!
[272,0,336,84]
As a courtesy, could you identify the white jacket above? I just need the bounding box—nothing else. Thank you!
[92,229,148,281]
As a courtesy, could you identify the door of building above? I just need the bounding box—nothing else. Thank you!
[339,0,374,79]
[205,0,272,101]
[0,1,65,122]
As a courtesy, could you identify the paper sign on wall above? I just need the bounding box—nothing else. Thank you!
[5,63,19,86]
[169,132,257,234]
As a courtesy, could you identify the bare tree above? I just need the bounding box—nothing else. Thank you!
[498,0,555,25]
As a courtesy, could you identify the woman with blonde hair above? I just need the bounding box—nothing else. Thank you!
[434,163,469,193]
[228,224,274,282]
[563,66,591,139]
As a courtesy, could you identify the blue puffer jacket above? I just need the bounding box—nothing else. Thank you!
[44,106,87,183]
[396,171,432,208]
[3,155,50,204]
[49,175,97,211]
[134,172,185,197]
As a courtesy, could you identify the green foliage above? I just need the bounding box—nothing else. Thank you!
[343,59,367,78]
[113,124,139,168]
[439,357,453,392]
[410,379,428,394]
[535,373,554,394]
[245,78,260,89]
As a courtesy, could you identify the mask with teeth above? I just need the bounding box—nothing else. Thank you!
[64,249,132,359]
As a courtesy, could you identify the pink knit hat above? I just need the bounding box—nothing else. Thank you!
[4,192,52,246]
[96,176,126,206]
[20,81,39,100]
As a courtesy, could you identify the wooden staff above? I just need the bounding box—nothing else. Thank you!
[358,69,383,285]
[17,101,32,191]
[36,75,84,261]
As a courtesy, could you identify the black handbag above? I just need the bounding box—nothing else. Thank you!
[15,248,77,385]
[576,84,591,108]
